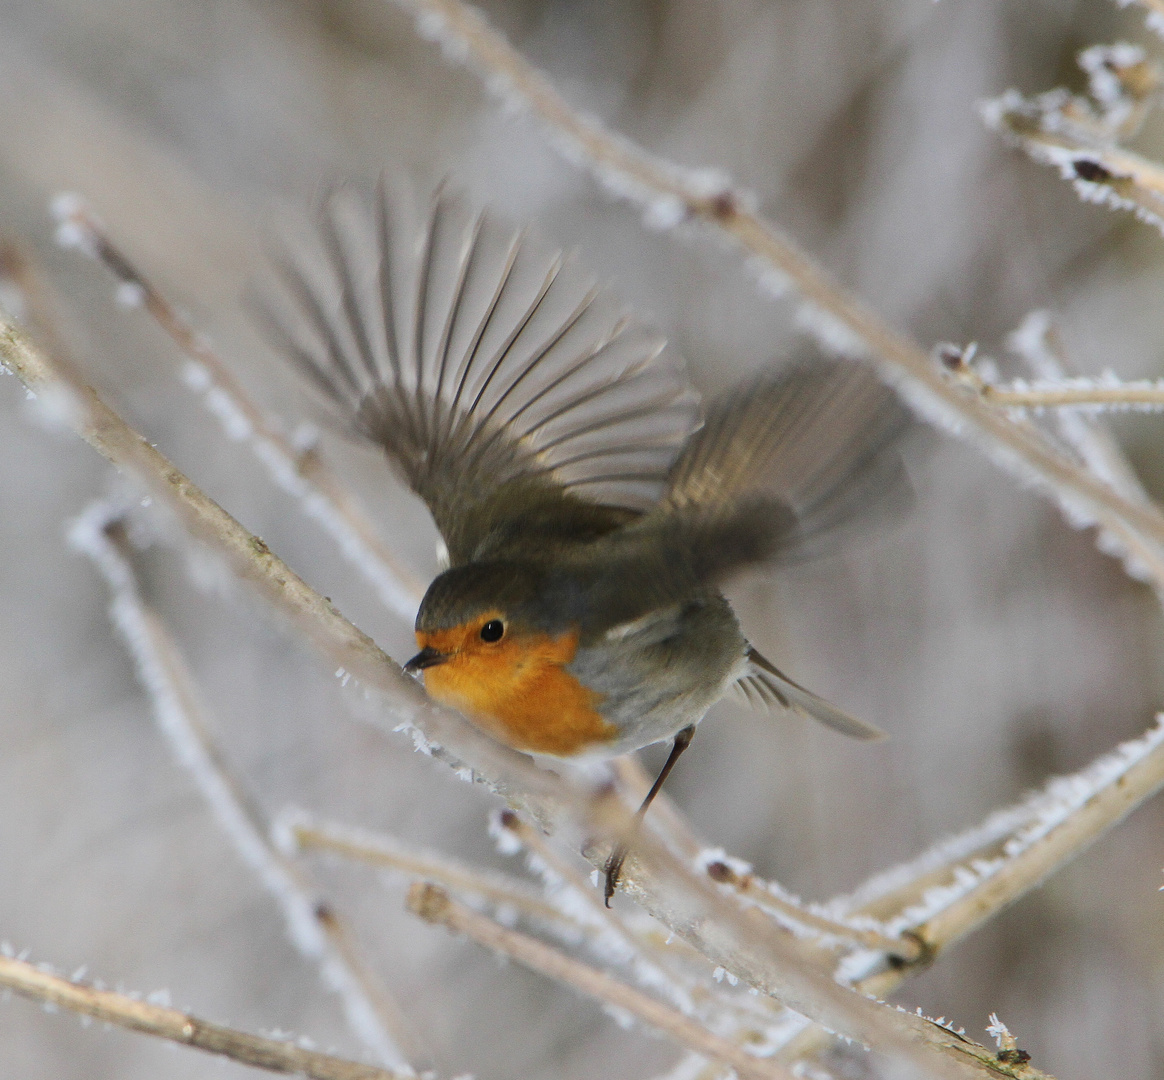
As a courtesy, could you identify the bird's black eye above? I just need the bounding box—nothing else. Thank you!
[480,619,505,643]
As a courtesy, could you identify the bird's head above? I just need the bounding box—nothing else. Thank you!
[406,562,576,704]
[408,562,551,661]
[405,562,611,755]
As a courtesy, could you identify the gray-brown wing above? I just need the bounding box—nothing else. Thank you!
[550,359,912,648]
[659,359,912,563]
[532,361,911,637]
[257,182,700,564]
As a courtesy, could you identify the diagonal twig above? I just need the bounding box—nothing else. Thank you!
[385,0,1164,593]
[276,807,570,928]
[0,314,1020,1080]
[0,953,407,1080]
[52,195,425,621]
[780,717,1164,1070]
[68,498,426,1073]
[697,856,920,961]
[407,882,796,1080]
[1006,311,1154,507]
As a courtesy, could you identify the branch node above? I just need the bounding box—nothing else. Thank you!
[407,882,453,924]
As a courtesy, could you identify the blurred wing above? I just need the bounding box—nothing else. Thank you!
[558,358,913,635]
[734,646,885,740]
[258,182,700,563]
[659,359,912,562]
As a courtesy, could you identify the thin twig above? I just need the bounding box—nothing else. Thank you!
[884,717,1164,969]
[69,500,424,1073]
[1007,311,1154,507]
[0,312,1076,1080]
[406,883,795,1080]
[699,858,920,962]
[277,808,569,927]
[0,953,406,1080]
[0,241,91,384]
[386,0,1164,597]
[982,378,1164,412]
[985,94,1164,233]
[939,334,1164,584]
[780,719,1164,1070]
[52,195,425,620]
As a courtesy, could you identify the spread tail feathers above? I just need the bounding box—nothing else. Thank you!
[734,646,885,740]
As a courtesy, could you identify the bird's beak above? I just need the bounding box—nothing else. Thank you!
[404,646,450,673]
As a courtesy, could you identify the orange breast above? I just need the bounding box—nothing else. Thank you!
[418,626,615,757]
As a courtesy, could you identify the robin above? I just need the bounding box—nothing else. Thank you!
[262,182,910,901]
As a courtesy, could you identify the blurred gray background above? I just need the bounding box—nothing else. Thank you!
[1,0,1164,1077]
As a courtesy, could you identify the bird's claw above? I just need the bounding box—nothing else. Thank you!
[603,844,628,907]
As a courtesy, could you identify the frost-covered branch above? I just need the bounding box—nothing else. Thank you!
[52,194,424,621]
[0,953,407,1080]
[943,335,1164,414]
[985,98,1164,233]
[69,500,424,1073]
[0,315,1002,1080]
[494,808,667,957]
[406,883,796,1080]
[491,808,733,1022]
[937,340,1164,585]
[980,375,1164,413]
[284,808,792,1059]
[277,808,570,928]
[881,717,1164,972]
[697,854,921,961]
[984,39,1164,233]
[780,718,1164,1071]
[1007,311,1155,510]
[0,315,562,811]
[385,0,1164,599]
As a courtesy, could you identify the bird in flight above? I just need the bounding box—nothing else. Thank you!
[261,181,910,901]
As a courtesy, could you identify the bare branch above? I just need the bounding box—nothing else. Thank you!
[406,882,796,1080]
[781,719,1164,1071]
[0,953,407,1080]
[1007,311,1154,509]
[981,376,1164,412]
[0,317,1015,1080]
[697,856,921,962]
[69,500,425,1072]
[276,808,569,928]
[385,0,1164,599]
[52,194,425,621]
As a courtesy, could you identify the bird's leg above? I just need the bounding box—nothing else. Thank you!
[603,724,696,906]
